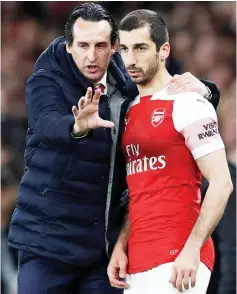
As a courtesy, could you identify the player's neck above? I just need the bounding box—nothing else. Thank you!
[138,68,172,97]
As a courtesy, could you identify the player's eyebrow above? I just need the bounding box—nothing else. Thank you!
[133,43,149,48]
[119,43,149,49]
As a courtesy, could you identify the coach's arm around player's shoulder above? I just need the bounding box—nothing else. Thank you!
[167,72,220,109]
[107,212,130,289]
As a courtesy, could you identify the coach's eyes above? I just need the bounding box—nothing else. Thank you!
[138,46,146,52]
[78,44,88,49]
[96,43,108,49]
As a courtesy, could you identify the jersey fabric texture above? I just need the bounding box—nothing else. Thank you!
[122,89,225,274]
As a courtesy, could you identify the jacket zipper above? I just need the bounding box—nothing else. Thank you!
[104,93,126,257]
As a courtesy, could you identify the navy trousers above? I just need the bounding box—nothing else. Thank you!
[18,250,122,294]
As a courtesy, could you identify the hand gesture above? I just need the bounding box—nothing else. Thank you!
[107,246,129,289]
[169,246,200,292]
[167,72,208,97]
[72,87,114,135]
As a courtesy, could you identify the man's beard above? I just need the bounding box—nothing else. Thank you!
[127,58,159,85]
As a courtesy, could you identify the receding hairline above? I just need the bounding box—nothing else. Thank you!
[71,17,113,40]
[73,17,113,30]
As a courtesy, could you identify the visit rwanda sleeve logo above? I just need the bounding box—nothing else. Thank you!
[151,108,166,127]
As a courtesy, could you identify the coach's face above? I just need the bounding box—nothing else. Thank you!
[66,18,116,83]
[119,26,163,85]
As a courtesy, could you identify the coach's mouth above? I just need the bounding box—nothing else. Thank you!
[87,65,99,73]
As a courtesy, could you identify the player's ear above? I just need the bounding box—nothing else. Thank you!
[159,42,170,61]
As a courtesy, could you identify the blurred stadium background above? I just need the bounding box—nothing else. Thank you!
[1,1,236,294]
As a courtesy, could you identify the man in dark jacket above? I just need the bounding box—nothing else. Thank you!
[8,3,220,294]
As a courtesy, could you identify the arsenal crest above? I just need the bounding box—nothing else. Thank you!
[151,108,166,127]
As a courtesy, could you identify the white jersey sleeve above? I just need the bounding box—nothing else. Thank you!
[173,92,225,160]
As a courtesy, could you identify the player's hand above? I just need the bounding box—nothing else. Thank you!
[107,246,129,289]
[169,245,200,292]
[167,72,208,97]
[72,87,114,136]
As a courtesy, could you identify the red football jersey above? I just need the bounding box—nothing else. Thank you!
[122,90,225,274]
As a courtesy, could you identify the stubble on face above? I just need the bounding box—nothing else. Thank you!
[128,54,159,85]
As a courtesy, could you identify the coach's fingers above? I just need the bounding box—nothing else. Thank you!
[84,87,93,104]
[167,76,183,93]
[91,89,101,105]
[72,105,79,117]
[78,97,86,110]
[173,74,180,79]
[167,81,191,95]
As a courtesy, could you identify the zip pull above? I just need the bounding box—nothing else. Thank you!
[40,189,47,196]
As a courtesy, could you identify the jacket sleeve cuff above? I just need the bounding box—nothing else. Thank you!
[200,79,220,110]
[70,131,89,139]
[54,115,94,144]
[54,115,78,144]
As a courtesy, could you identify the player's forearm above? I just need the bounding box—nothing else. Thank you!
[115,213,130,251]
[184,179,233,250]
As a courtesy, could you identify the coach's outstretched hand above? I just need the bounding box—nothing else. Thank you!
[107,246,129,289]
[72,87,114,136]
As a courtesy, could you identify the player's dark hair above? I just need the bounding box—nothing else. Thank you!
[65,3,118,46]
[119,9,169,51]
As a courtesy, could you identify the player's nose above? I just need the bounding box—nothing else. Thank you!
[126,51,136,66]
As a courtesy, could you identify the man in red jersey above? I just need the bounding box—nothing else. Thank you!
[107,9,233,294]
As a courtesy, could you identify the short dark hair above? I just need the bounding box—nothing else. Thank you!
[119,9,169,50]
[65,3,118,46]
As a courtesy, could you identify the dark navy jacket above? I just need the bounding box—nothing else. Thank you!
[8,37,135,265]
[8,36,220,266]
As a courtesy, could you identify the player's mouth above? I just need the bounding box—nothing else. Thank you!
[87,65,99,73]
[128,71,141,78]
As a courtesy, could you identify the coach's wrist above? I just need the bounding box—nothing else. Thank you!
[72,123,90,137]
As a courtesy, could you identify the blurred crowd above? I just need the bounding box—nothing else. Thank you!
[1,2,236,294]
